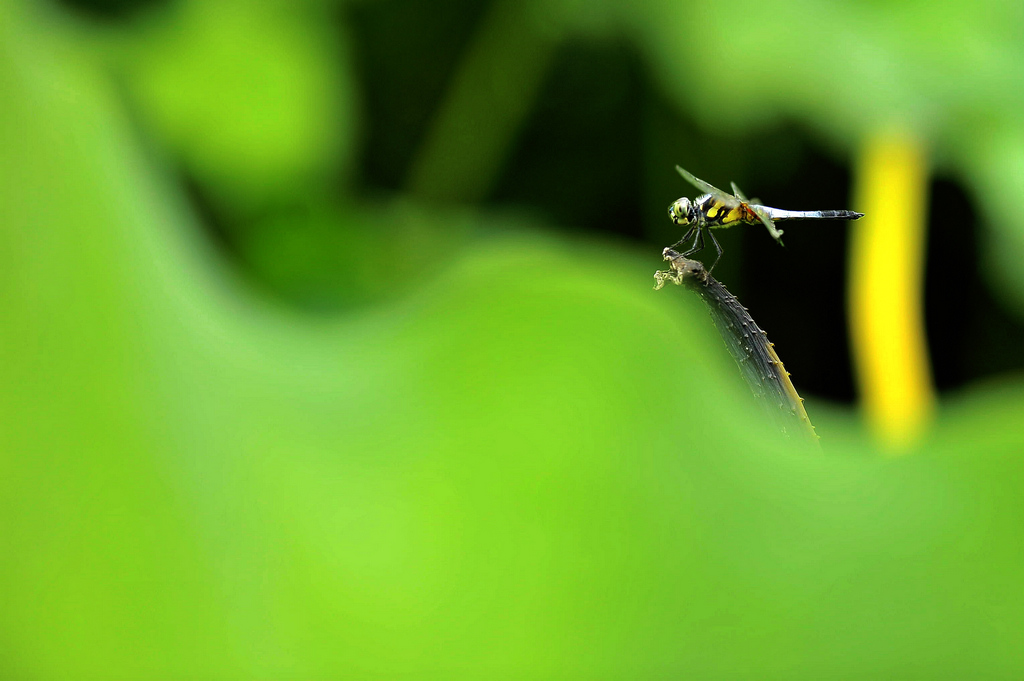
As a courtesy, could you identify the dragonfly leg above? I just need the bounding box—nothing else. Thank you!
[706,229,724,274]
[682,226,705,257]
[669,225,697,251]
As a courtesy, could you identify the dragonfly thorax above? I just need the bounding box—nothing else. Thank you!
[668,197,696,226]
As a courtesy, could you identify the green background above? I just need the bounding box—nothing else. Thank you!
[4,0,1024,677]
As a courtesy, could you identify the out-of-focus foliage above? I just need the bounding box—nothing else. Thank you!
[117,0,355,211]
[4,0,1024,678]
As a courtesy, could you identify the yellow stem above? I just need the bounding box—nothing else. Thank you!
[848,131,935,452]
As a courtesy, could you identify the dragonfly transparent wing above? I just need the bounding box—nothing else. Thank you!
[750,204,785,244]
[730,182,762,206]
[676,166,740,208]
[730,178,782,242]
[730,181,749,202]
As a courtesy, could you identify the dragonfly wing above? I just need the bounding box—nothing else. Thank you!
[751,205,785,244]
[730,181,749,203]
[676,166,740,208]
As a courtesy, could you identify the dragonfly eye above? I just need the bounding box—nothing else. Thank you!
[668,198,692,225]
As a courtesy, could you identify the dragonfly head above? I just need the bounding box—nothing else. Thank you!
[668,197,694,226]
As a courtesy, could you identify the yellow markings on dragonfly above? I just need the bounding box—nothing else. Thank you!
[849,131,934,452]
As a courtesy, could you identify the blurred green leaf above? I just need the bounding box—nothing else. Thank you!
[119,0,356,212]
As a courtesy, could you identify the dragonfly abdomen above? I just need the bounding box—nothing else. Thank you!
[761,207,864,221]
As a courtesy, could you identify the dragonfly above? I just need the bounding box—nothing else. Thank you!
[668,166,864,272]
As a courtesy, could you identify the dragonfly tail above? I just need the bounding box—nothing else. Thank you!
[762,208,864,221]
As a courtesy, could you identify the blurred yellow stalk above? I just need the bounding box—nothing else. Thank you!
[849,131,935,452]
